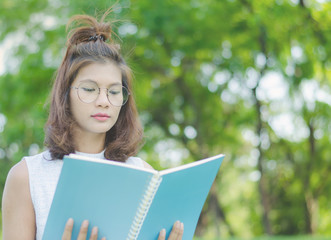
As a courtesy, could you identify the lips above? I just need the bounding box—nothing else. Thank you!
[91,113,110,121]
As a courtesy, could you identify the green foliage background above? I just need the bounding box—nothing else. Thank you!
[1,0,331,238]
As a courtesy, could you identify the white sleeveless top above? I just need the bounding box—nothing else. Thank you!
[25,150,145,240]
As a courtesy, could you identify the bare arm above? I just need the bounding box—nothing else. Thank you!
[142,160,154,170]
[2,159,36,240]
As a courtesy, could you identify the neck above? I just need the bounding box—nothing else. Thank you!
[73,130,106,154]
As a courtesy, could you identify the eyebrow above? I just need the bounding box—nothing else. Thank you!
[79,79,122,87]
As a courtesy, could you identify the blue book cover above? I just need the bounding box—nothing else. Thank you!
[42,154,224,240]
[137,155,223,240]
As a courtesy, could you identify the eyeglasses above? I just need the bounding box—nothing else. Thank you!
[71,81,130,107]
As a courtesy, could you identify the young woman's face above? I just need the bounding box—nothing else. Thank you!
[69,62,123,138]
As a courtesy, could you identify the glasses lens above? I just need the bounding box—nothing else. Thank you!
[78,81,99,103]
[107,86,130,106]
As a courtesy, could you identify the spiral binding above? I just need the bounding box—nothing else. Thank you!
[126,173,162,240]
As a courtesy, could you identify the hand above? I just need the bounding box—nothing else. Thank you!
[157,221,184,240]
[61,218,106,240]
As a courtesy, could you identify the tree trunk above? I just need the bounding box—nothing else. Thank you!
[302,120,317,234]
[253,87,272,235]
[195,181,234,237]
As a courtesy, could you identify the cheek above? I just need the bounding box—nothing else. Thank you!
[114,107,123,120]
[110,108,122,129]
[70,95,84,121]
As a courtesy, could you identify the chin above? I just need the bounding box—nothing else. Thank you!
[94,126,114,134]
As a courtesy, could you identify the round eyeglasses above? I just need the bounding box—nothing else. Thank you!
[71,81,130,107]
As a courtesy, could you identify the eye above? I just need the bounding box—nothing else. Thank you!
[82,87,96,92]
[108,87,122,95]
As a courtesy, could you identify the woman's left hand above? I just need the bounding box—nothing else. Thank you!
[157,221,184,240]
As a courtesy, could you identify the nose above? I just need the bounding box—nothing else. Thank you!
[95,88,110,107]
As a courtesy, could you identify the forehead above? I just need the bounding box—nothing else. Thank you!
[73,62,122,86]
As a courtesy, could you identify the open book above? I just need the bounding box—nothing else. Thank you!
[42,153,224,240]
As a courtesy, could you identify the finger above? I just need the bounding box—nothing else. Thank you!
[77,220,89,240]
[168,221,181,240]
[177,222,184,240]
[157,228,166,240]
[89,226,98,240]
[62,218,74,240]
[174,221,184,240]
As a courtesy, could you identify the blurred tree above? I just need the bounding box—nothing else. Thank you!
[0,0,331,238]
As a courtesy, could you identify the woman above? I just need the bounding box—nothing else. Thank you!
[2,10,184,240]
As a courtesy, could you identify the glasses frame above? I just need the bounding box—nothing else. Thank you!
[70,82,131,107]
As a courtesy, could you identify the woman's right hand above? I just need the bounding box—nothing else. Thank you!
[61,218,106,240]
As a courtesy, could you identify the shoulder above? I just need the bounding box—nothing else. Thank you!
[25,150,61,174]
[126,156,154,170]
[5,159,29,187]
[4,150,53,205]
[3,159,30,205]
[24,150,52,163]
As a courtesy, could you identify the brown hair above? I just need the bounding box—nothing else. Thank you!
[44,10,143,162]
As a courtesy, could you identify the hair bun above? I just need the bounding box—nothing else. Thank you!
[66,13,114,46]
[88,34,106,42]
